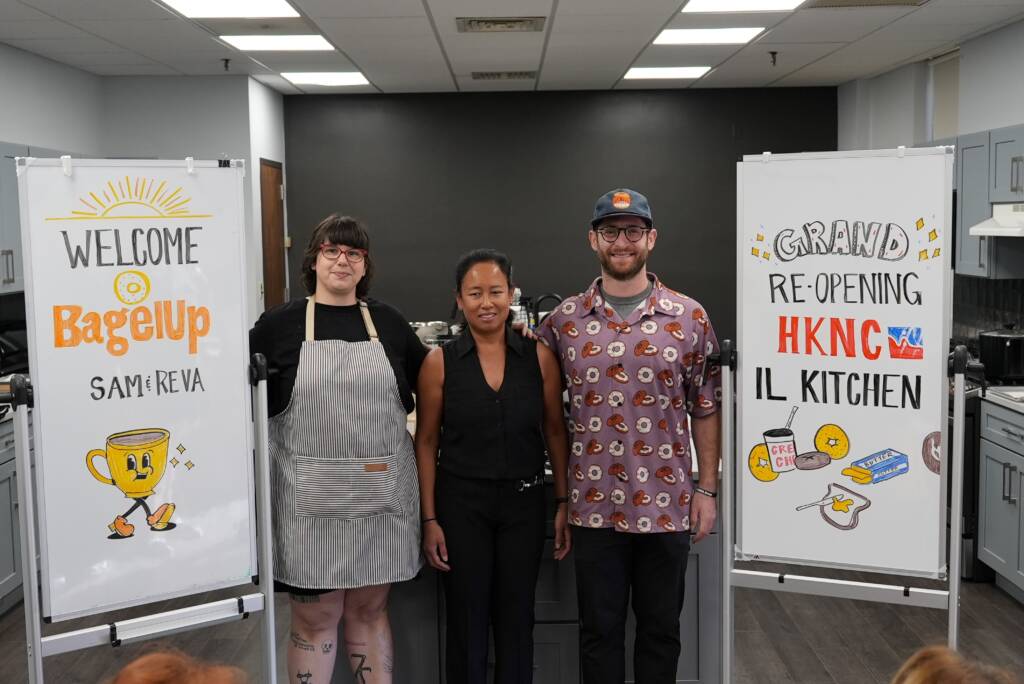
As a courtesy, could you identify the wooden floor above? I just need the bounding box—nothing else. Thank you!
[0,566,1022,683]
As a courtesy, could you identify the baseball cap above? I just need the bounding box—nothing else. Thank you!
[591,188,653,227]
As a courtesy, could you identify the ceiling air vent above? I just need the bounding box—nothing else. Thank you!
[456,17,546,33]
[803,0,927,6]
[471,71,537,81]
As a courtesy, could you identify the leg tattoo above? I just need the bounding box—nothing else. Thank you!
[290,631,315,653]
[296,671,312,683]
[352,653,373,684]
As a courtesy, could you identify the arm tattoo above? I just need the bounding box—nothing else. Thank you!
[383,654,394,674]
[351,653,373,684]
[290,631,316,652]
[296,671,312,683]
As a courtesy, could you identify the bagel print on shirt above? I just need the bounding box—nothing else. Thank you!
[538,275,721,533]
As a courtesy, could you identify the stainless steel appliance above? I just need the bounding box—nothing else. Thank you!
[979,325,1024,384]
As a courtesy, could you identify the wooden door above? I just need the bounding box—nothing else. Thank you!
[260,159,286,309]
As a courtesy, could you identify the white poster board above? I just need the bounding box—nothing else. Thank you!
[736,149,953,578]
[17,159,257,621]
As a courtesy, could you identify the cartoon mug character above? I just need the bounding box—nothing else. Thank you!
[86,428,176,538]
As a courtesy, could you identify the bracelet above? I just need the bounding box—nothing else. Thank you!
[554,496,569,505]
[693,486,718,499]
[421,517,438,525]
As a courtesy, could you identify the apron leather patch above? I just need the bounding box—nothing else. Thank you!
[364,463,388,473]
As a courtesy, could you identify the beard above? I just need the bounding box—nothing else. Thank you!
[598,246,648,281]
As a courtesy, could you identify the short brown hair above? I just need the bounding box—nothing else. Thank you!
[300,214,374,298]
[891,646,1019,684]
[108,648,247,684]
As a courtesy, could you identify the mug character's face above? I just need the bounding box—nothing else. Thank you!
[102,429,170,498]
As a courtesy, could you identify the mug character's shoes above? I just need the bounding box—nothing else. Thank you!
[148,503,175,530]
[109,516,134,538]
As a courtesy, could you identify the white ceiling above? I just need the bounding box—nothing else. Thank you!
[1,0,1023,93]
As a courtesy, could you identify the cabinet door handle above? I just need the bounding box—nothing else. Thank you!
[1002,426,1024,441]
[1003,462,1010,501]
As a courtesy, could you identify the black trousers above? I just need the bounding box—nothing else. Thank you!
[437,471,546,684]
[573,526,691,684]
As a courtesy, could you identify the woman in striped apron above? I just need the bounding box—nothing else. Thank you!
[250,214,425,683]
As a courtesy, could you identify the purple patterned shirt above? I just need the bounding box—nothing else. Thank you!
[538,274,721,533]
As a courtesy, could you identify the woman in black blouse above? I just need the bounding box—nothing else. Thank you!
[415,249,571,684]
[249,214,425,683]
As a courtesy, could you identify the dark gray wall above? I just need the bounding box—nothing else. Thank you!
[283,89,837,339]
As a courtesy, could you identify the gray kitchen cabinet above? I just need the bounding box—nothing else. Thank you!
[978,438,1020,577]
[956,132,991,277]
[1017,465,1024,588]
[990,124,1024,203]
[531,623,580,684]
[624,531,721,684]
[0,142,29,294]
[0,456,20,608]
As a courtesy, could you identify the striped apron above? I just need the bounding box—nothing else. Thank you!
[269,297,421,589]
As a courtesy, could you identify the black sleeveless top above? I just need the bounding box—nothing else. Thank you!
[439,326,546,480]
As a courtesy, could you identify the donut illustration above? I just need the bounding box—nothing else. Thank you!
[680,514,690,530]
[569,369,583,386]
[675,421,687,435]
[588,513,604,528]
[582,296,593,310]
[636,466,650,483]
[655,466,677,485]
[584,391,604,406]
[632,391,656,407]
[657,444,673,460]
[698,395,715,410]
[610,488,626,505]
[607,341,626,358]
[664,322,686,342]
[570,511,582,525]
[587,464,603,480]
[682,351,697,367]
[655,492,671,508]
[588,417,603,432]
[637,367,654,383]
[608,391,625,407]
[658,394,671,409]
[657,370,675,387]
[679,491,691,506]
[611,511,629,531]
[636,516,652,532]
[571,488,580,503]
[609,463,628,482]
[586,439,603,455]
[573,422,586,434]
[607,414,629,434]
[561,301,577,315]
[572,394,584,409]
[633,440,653,456]
[573,464,585,481]
[585,487,605,503]
[572,441,584,456]
[663,347,678,363]
[673,442,687,457]
[635,417,653,434]
[659,298,674,311]
[561,321,580,338]
[706,340,715,354]
[582,341,603,357]
[656,514,676,531]
[632,491,652,506]
[607,364,629,383]
[609,440,625,457]
[640,321,658,334]
[585,367,601,383]
[692,308,709,333]
[113,270,152,306]
[671,396,684,409]
[585,320,602,335]
[635,340,659,357]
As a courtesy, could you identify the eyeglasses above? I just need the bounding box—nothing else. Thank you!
[594,225,650,243]
[320,244,366,263]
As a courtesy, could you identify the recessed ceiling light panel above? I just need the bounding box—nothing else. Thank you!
[654,28,765,44]
[624,67,711,79]
[282,72,369,87]
[162,0,299,18]
[221,35,333,51]
[682,0,805,12]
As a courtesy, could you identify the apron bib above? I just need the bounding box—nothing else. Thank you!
[269,297,421,588]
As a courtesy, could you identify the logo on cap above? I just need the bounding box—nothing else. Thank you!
[611,192,632,209]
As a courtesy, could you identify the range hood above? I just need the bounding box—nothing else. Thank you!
[969,202,1024,237]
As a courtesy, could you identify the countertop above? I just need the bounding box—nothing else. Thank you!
[982,386,1024,415]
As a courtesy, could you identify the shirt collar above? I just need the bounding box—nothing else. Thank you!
[580,273,677,319]
[452,324,526,358]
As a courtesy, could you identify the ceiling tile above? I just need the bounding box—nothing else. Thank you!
[0,19,90,39]
[664,11,792,30]
[193,17,312,35]
[20,0,174,20]
[443,33,545,73]
[294,82,378,94]
[552,14,677,35]
[316,16,436,38]
[3,35,125,53]
[556,0,681,14]
[87,63,180,75]
[616,79,695,90]
[246,51,356,70]
[72,19,225,54]
[428,0,551,19]
[0,0,50,20]
[633,43,744,67]
[759,6,917,43]
[699,41,843,87]
[48,50,164,66]
[455,75,536,91]
[163,57,273,75]
[292,0,426,19]
[907,3,1024,24]
[777,37,948,85]
[253,73,303,94]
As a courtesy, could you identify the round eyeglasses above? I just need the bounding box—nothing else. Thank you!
[594,226,650,243]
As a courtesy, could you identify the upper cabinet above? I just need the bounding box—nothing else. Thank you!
[990,124,1024,204]
[0,142,29,294]
[957,132,992,277]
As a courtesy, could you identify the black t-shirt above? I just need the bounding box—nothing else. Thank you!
[249,298,428,417]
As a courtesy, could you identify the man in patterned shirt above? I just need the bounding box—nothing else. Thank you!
[537,188,721,683]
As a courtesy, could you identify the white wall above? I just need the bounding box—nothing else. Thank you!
[0,43,102,153]
[959,19,1024,135]
[837,62,929,150]
[248,78,287,319]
